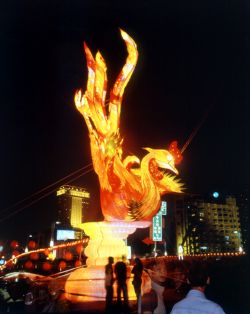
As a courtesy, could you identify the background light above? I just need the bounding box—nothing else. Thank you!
[213,191,219,198]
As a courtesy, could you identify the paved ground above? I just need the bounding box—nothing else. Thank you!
[3,297,138,313]
[70,300,137,313]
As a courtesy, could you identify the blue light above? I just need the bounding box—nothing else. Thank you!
[213,192,219,198]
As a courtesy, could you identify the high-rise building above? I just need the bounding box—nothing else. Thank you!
[171,193,243,255]
[56,185,90,228]
[236,189,248,252]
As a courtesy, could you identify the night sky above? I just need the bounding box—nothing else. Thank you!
[0,1,249,242]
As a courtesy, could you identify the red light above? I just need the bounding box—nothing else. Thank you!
[24,260,34,270]
[42,262,52,271]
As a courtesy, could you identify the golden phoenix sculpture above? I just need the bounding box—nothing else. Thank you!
[75,29,183,222]
[66,30,184,301]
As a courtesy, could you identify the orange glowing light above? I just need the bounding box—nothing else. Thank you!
[10,240,19,248]
[24,260,34,270]
[64,251,73,261]
[74,260,82,267]
[42,262,52,271]
[75,244,83,254]
[44,248,50,256]
[58,260,67,271]
[28,240,37,250]
[75,29,183,222]
[30,252,39,260]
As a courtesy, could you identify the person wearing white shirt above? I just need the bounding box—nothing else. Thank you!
[170,262,225,314]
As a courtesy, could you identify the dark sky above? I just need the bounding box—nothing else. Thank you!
[0,1,249,242]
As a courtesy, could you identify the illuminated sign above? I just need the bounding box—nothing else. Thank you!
[160,201,167,215]
[57,189,66,196]
[56,230,75,241]
[152,213,162,241]
[56,188,90,198]
[69,190,90,198]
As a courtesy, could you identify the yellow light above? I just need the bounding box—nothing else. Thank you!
[48,252,56,261]
[57,187,90,198]
[69,190,90,198]
[56,188,66,196]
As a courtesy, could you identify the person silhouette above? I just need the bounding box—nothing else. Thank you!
[105,256,114,312]
[114,255,129,310]
[132,257,143,314]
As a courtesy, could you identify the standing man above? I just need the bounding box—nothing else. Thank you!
[105,256,114,312]
[132,257,143,314]
[170,262,225,314]
[114,255,129,310]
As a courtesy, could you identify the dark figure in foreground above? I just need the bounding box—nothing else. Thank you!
[105,256,115,312]
[170,262,225,314]
[132,257,143,314]
[114,256,129,310]
[42,289,70,313]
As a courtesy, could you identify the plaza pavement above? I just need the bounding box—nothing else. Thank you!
[70,299,138,313]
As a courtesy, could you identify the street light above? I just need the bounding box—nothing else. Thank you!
[50,221,61,247]
[50,221,61,259]
[24,234,33,252]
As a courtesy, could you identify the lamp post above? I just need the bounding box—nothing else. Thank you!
[49,221,61,259]
[25,234,33,253]
[50,221,61,247]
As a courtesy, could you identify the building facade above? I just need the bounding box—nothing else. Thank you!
[172,194,243,255]
[236,190,248,252]
[56,185,90,228]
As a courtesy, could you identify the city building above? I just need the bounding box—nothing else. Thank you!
[236,189,248,252]
[127,192,244,257]
[171,193,243,255]
[56,185,90,228]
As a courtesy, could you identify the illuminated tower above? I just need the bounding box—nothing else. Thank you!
[56,185,90,228]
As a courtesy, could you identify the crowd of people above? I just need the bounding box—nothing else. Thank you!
[104,256,226,314]
[0,257,228,313]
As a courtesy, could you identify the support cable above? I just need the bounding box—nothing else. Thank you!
[0,164,93,223]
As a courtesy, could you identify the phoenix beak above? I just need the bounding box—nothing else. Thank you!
[157,161,179,175]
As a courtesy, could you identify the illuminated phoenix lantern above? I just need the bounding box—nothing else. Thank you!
[75,30,183,222]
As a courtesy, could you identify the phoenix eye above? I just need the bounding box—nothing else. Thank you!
[167,155,173,161]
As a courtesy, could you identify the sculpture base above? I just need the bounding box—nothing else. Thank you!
[65,265,151,302]
[65,220,151,301]
[79,220,151,265]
